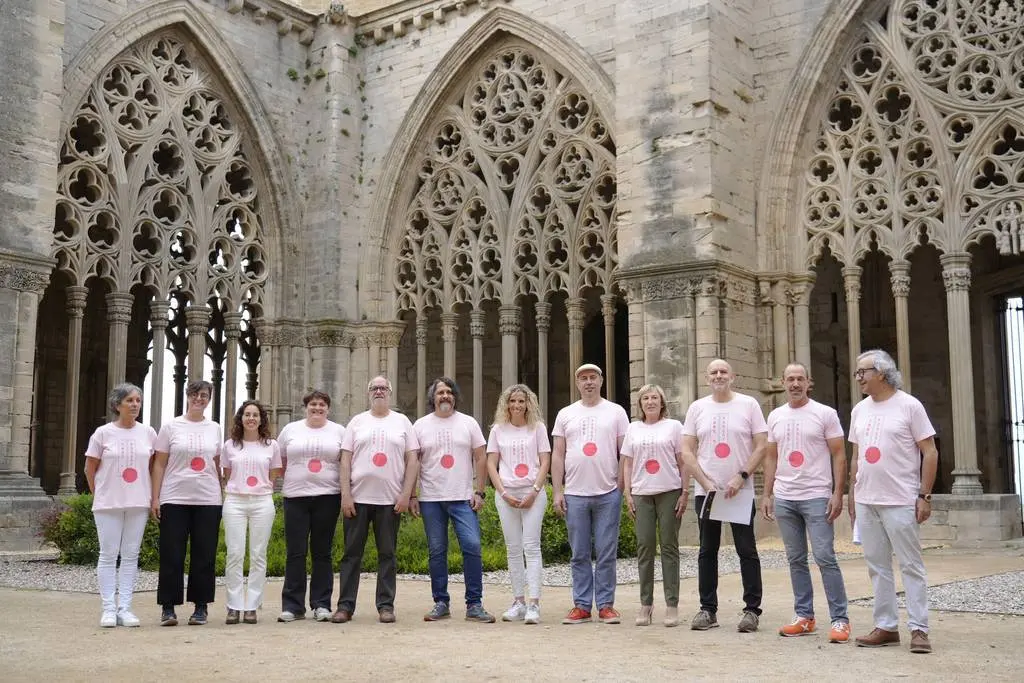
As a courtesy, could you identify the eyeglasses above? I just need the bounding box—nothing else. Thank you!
[854,367,876,379]
[190,393,211,401]
[369,386,391,392]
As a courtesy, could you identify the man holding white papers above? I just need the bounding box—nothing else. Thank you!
[762,363,851,643]
[682,359,768,633]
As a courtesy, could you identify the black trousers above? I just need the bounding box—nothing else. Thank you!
[157,503,222,606]
[694,495,762,615]
[337,503,401,613]
[281,494,340,614]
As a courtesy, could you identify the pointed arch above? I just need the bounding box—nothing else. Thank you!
[363,6,615,319]
[61,0,296,317]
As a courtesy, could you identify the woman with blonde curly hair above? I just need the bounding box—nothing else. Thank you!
[622,383,688,627]
[486,383,551,624]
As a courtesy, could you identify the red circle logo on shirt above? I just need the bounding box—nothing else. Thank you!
[190,457,205,472]
[788,451,805,468]
[440,454,455,469]
[308,459,323,473]
[865,446,881,464]
[645,460,661,475]
[122,468,138,483]
[583,442,598,457]
[714,442,731,459]
[373,452,388,467]
[246,475,258,487]
[514,463,529,478]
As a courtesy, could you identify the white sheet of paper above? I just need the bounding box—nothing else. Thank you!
[852,519,861,545]
[708,486,755,525]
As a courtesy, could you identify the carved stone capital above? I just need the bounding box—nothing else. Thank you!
[786,275,815,306]
[535,301,552,333]
[415,317,429,346]
[499,305,521,336]
[149,299,170,328]
[308,322,355,348]
[470,310,487,338]
[722,275,756,306]
[65,285,89,317]
[694,275,722,299]
[889,261,911,298]
[440,312,458,342]
[566,297,586,330]
[600,294,617,324]
[634,276,693,302]
[105,292,134,326]
[380,322,406,348]
[223,312,243,339]
[841,266,862,301]
[941,253,972,293]
[0,262,52,293]
[185,305,211,334]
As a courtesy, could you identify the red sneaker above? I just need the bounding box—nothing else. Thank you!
[598,606,621,624]
[561,607,592,624]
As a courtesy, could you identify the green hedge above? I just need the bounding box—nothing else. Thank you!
[42,489,637,576]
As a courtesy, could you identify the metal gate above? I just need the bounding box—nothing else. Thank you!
[999,295,1024,528]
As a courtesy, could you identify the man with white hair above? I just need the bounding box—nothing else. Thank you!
[848,349,938,654]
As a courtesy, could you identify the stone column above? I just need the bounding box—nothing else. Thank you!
[367,329,381,381]
[0,257,53,498]
[441,311,458,381]
[470,309,486,424]
[499,304,521,388]
[567,297,585,397]
[890,261,912,393]
[535,301,551,421]
[416,316,428,417]
[695,276,721,374]
[148,299,170,431]
[941,253,983,494]
[186,304,211,381]
[381,325,403,406]
[790,277,813,370]
[771,280,790,381]
[59,286,89,495]
[104,291,134,394]
[600,294,617,401]
[842,266,862,407]
[222,312,242,433]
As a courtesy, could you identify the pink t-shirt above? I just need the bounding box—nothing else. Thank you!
[553,399,630,497]
[154,417,223,505]
[413,411,486,502]
[487,422,551,490]
[343,410,420,505]
[682,393,768,496]
[222,439,283,496]
[849,390,936,506]
[767,399,845,501]
[621,418,684,495]
[86,422,157,511]
[277,419,345,498]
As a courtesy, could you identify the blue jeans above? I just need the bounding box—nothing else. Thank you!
[775,496,848,622]
[565,489,622,610]
[419,501,484,607]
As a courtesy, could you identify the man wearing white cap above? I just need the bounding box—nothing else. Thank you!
[552,363,630,625]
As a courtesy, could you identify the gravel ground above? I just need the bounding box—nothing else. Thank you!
[850,570,1024,616]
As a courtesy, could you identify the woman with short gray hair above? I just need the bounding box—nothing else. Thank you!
[84,383,157,628]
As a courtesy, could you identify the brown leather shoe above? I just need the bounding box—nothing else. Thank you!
[379,608,396,624]
[855,627,901,647]
[910,630,932,653]
[243,610,257,624]
[225,609,240,625]
[330,609,352,624]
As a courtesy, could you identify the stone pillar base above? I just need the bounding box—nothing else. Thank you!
[0,473,55,551]
[920,494,1023,545]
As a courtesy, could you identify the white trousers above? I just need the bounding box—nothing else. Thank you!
[93,508,149,613]
[856,503,929,632]
[495,486,547,600]
[222,493,276,610]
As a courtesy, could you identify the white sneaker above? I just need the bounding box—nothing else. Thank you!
[117,610,141,627]
[100,611,117,628]
[277,610,304,622]
[502,601,527,622]
[313,607,331,622]
[524,604,541,625]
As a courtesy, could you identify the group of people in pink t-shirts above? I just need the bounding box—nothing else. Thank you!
[83,348,938,654]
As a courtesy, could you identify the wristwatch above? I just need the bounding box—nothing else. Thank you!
[918,493,932,502]
[739,470,750,480]
[532,484,542,493]
[474,490,486,500]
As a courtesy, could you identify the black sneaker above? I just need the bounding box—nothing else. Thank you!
[188,603,208,625]
[160,606,178,627]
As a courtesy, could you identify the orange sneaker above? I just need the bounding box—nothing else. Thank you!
[829,621,851,643]
[778,616,816,637]
[598,606,621,624]
[561,607,592,624]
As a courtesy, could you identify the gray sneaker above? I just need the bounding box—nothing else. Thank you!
[738,610,760,633]
[465,604,496,623]
[423,602,451,621]
[691,609,719,631]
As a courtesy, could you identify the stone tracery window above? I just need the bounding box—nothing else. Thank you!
[394,41,617,314]
[803,0,1024,263]
[53,33,269,313]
